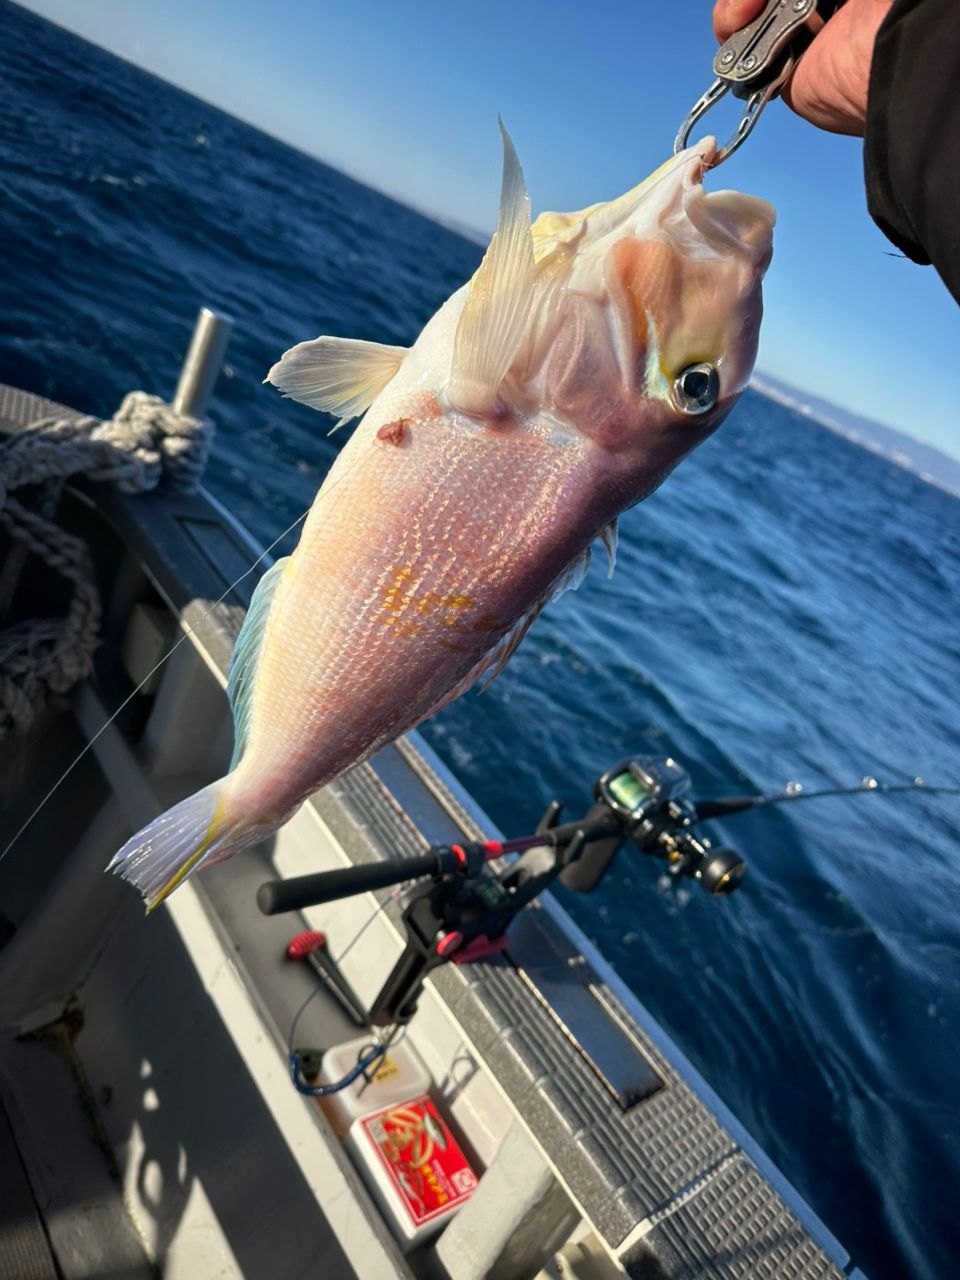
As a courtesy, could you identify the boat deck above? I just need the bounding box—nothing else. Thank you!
[0,383,866,1279]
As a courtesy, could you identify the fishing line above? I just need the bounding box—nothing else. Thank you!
[0,420,377,867]
[0,507,308,866]
[286,884,409,1096]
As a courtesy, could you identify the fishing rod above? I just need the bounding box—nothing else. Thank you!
[694,776,960,818]
[256,752,958,1087]
[256,756,748,1030]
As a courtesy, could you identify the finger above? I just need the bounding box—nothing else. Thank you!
[713,0,767,43]
[781,0,891,136]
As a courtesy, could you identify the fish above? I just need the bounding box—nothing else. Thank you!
[108,126,774,910]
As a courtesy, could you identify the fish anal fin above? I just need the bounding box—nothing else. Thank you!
[447,121,536,417]
[265,336,407,428]
[227,556,290,767]
[599,519,618,576]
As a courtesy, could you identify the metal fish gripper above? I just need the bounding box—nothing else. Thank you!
[675,0,846,167]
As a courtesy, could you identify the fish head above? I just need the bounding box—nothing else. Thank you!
[265,126,772,511]
[525,138,774,494]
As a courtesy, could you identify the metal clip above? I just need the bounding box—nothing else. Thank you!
[675,0,842,167]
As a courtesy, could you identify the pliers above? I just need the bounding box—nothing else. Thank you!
[675,0,846,166]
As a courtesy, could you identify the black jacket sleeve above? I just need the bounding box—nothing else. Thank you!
[864,0,960,305]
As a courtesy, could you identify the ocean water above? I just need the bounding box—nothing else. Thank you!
[1,4,958,1276]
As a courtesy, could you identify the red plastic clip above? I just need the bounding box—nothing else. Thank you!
[285,930,327,961]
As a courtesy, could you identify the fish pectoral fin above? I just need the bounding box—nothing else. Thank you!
[265,336,408,429]
[227,555,290,767]
[446,121,536,418]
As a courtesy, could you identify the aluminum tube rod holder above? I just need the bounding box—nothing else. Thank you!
[173,306,234,418]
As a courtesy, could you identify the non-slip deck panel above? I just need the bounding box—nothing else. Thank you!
[1,383,858,1278]
[622,1153,847,1280]
[0,384,78,432]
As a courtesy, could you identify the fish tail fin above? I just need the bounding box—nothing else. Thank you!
[107,777,257,912]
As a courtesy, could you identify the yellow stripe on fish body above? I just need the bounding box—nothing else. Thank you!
[146,793,227,913]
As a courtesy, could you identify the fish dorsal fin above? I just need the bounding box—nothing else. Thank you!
[265,336,407,429]
[416,546,592,723]
[447,121,536,417]
[227,556,290,768]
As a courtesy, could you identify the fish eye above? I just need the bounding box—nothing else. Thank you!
[673,363,719,416]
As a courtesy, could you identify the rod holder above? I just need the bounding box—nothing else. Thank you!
[173,306,234,418]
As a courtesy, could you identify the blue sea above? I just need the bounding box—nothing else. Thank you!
[1,3,958,1276]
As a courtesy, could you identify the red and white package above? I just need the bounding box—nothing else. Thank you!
[345,1094,478,1249]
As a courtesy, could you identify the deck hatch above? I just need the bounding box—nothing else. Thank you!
[507,909,665,1110]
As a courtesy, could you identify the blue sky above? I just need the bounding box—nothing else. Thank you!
[19,0,960,457]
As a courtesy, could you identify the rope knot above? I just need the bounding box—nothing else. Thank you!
[87,391,212,494]
[0,389,215,737]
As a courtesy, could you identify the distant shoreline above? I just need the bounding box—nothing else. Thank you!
[750,373,960,500]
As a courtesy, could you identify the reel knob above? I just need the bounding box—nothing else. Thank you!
[697,848,746,895]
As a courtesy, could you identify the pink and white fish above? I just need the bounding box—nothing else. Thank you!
[109,127,774,909]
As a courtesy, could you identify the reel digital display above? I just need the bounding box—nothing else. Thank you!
[605,769,653,815]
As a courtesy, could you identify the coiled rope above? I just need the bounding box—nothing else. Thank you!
[0,391,212,738]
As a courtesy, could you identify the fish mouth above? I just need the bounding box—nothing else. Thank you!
[696,188,776,260]
[671,137,776,265]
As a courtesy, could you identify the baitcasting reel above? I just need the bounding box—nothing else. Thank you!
[558,756,746,894]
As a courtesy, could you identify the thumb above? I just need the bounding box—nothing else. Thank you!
[714,0,768,43]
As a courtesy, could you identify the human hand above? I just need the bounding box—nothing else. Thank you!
[712,0,894,136]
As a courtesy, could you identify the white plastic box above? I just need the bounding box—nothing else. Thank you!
[317,1034,432,1137]
[318,1036,479,1249]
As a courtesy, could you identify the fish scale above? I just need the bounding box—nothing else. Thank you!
[236,420,594,801]
[109,128,774,909]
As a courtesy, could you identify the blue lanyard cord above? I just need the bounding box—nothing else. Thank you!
[290,1041,388,1097]
[286,883,412,1098]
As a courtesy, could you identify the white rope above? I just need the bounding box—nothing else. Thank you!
[0,392,212,737]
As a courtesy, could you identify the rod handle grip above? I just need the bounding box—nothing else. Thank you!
[257,852,443,915]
